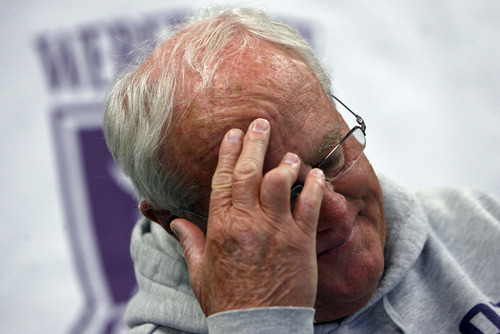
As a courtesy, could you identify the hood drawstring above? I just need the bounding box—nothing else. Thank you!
[383,295,409,334]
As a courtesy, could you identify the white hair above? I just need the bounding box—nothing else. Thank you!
[103,6,332,213]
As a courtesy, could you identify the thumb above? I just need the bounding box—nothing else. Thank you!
[170,218,206,280]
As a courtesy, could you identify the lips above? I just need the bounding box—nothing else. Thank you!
[316,222,355,255]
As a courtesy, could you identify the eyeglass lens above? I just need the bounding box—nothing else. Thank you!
[323,127,365,181]
[290,126,365,210]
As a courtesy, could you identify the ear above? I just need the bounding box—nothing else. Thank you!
[139,201,178,239]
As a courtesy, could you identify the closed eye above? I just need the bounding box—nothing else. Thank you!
[319,147,345,180]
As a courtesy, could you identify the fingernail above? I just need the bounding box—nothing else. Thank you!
[283,152,299,165]
[252,119,269,133]
[170,222,179,238]
[311,168,324,178]
[226,128,242,142]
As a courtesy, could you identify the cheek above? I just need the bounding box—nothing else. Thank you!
[315,215,385,302]
[350,220,386,291]
[352,163,386,248]
[364,189,386,249]
[334,153,380,200]
[329,154,386,251]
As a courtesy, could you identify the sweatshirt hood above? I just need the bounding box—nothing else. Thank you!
[124,218,208,333]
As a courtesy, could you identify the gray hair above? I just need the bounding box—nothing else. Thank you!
[103,6,332,213]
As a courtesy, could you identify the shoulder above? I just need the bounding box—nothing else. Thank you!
[416,187,500,230]
[415,187,500,269]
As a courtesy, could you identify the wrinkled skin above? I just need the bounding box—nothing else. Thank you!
[143,42,386,322]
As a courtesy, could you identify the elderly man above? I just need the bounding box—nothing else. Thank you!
[104,7,500,333]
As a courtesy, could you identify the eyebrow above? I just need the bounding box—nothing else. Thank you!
[317,124,343,158]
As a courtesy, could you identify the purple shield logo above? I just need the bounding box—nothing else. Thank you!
[51,104,138,333]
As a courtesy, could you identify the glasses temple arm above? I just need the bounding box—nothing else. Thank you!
[331,94,366,133]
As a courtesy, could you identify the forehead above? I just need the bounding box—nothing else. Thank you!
[167,42,339,194]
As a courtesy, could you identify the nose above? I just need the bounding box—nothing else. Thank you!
[290,181,350,232]
[316,182,350,232]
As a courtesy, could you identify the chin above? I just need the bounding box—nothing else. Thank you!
[314,237,385,321]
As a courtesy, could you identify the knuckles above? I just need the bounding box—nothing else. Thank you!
[296,195,319,213]
[262,167,294,189]
[232,157,261,181]
[211,169,233,189]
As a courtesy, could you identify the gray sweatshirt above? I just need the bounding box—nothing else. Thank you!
[125,176,500,333]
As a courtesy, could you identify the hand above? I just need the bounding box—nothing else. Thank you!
[170,118,326,316]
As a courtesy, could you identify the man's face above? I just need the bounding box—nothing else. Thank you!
[168,43,386,321]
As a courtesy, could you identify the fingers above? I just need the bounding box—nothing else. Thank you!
[210,118,324,235]
[210,128,244,209]
[180,119,324,314]
[260,152,301,217]
[261,160,325,233]
[231,119,270,209]
[293,168,326,234]
[170,218,206,289]
[210,119,271,215]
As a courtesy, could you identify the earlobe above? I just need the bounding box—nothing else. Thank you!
[139,201,178,239]
[139,201,160,223]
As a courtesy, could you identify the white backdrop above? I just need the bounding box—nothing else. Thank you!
[1,1,499,333]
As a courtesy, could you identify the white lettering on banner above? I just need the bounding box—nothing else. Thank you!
[35,10,187,92]
[35,12,317,95]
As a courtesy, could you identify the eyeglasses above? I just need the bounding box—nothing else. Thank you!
[179,94,366,221]
[290,95,366,209]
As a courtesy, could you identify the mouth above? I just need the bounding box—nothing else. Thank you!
[316,222,356,256]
